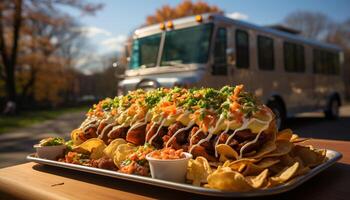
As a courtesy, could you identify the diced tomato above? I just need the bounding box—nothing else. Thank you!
[151,148,184,160]
[230,102,240,113]
[161,103,177,117]
[230,84,244,101]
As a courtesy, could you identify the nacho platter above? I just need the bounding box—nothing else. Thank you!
[28,85,343,196]
[27,149,341,197]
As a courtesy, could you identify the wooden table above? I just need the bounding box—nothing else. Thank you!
[0,139,349,200]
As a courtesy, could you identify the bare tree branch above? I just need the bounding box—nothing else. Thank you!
[284,11,332,40]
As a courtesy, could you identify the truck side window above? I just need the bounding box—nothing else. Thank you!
[235,29,249,69]
[212,27,227,75]
[313,49,340,75]
[257,35,274,70]
[284,42,305,72]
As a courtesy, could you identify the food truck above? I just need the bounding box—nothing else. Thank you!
[118,13,345,128]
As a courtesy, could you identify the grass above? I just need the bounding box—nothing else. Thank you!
[0,106,89,134]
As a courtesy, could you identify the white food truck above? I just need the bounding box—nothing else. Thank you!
[118,13,345,129]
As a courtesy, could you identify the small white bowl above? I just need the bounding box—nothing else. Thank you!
[146,152,192,183]
[34,144,66,160]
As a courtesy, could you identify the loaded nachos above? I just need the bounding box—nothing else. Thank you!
[35,85,327,191]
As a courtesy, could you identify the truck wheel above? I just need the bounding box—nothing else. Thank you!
[325,98,340,119]
[267,100,286,130]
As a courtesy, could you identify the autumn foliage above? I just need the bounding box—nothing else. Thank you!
[146,0,222,25]
[0,0,102,110]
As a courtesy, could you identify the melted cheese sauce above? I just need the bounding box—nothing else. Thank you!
[126,111,151,136]
[148,118,166,144]
[188,114,225,154]
[222,112,273,158]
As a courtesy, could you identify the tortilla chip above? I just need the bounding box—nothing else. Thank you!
[113,143,136,168]
[206,167,253,192]
[216,144,239,162]
[247,139,277,159]
[276,129,293,141]
[186,156,212,186]
[73,138,106,159]
[269,162,300,185]
[279,154,296,166]
[291,145,326,167]
[225,158,257,173]
[103,138,127,159]
[71,129,84,145]
[262,140,293,158]
[245,169,269,188]
[243,158,280,176]
[207,167,269,191]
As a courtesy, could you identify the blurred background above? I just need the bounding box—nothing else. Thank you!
[0,0,349,167]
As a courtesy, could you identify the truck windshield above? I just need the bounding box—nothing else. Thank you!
[161,23,213,66]
[129,23,213,69]
[130,33,161,69]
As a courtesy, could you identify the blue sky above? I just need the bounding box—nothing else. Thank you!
[66,0,350,71]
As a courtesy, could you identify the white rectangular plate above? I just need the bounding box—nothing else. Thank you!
[26,149,342,197]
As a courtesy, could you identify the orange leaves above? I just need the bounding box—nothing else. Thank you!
[1,0,104,108]
[31,62,74,106]
[146,5,177,25]
[145,0,223,25]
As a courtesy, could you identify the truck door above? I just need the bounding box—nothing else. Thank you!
[202,25,231,89]
[229,28,253,91]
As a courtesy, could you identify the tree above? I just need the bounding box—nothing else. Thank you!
[0,0,102,113]
[284,11,332,40]
[145,0,222,25]
[16,11,85,106]
[0,0,22,113]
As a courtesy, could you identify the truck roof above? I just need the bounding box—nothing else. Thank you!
[133,13,341,52]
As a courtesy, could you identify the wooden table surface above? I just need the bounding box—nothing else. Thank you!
[0,139,349,200]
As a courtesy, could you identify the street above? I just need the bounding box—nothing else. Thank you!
[0,112,85,168]
[288,104,350,141]
[0,105,349,168]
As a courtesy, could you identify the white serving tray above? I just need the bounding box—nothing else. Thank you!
[26,149,342,197]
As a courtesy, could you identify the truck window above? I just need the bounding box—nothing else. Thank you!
[257,35,274,70]
[212,27,227,75]
[130,33,161,69]
[161,23,213,66]
[327,52,340,75]
[284,42,305,72]
[313,49,321,73]
[296,44,305,72]
[333,52,340,74]
[313,49,340,75]
[235,29,249,69]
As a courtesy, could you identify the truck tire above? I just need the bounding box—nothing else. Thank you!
[324,97,340,119]
[267,100,286,130]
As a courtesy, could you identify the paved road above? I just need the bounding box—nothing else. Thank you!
[288,105,350,141]
[1,106,349,168]
[0,111,86,168]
